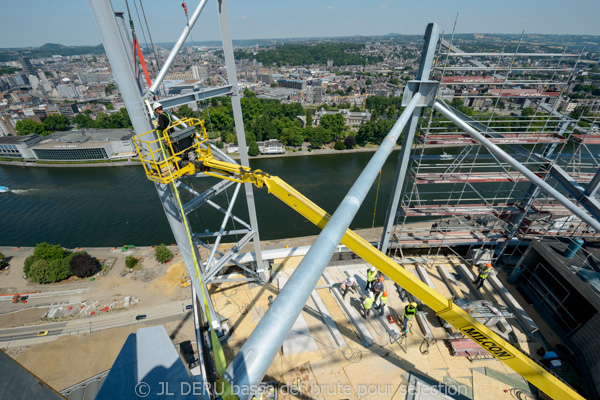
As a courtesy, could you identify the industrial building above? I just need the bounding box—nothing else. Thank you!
[29,129,136,161]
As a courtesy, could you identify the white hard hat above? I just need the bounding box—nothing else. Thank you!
[370,266,376,272]
[368,292,374,298]
[349,276,356,283]
[153,102,163,110]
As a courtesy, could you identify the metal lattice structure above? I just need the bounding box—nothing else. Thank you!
[389,29,600,271]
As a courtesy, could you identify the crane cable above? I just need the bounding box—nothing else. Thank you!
[124,0,153,89]
[181,2,196,51]
[138,0,162,73]
[156,140,235,400]
[371,169,382,228]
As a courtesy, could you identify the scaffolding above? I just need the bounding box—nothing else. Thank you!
[390,28,600,274]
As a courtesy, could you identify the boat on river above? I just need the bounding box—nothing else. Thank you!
[0,186,10,193]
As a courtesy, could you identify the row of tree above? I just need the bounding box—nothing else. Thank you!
[235,43,383,67]
[15,108,133,136]
[24,242,100,284]
[175,92,402,153]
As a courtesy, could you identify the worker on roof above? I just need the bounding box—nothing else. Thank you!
[362,292,375,318]
[403,302,417,333]
[376,290,389,316]
[372,275,385,303]
[340,276,358,299]
[365,266,378,291]
[474,262,494,289]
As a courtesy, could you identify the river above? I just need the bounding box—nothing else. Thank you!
[0,151,409,247]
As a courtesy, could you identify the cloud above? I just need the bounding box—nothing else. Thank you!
[326,6,335,9]
[379,1,394,8]
[239,15,248,20]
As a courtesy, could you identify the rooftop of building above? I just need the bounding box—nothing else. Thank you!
[44,128,134,143]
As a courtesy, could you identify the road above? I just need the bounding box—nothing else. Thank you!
[0,300,192,347]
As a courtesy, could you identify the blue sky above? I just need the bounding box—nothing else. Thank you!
[2,0,599,48]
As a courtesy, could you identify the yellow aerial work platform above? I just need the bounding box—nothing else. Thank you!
[133,118,585,400]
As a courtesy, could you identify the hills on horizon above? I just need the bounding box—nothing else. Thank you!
[1,32,599,61]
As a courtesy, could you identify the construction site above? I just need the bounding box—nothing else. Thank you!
[2,1,600,400]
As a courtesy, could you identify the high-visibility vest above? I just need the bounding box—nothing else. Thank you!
[479,266,493,279]
[367,270,377,282]
[364,298,374,309]
[404,305,416,319]
[380,295,388,305]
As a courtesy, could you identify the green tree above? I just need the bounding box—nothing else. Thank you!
[571,105,590,119]
[320,113,346,140]
[521,107,535,116]
[73,113,95,128]
[49,259,71,282]
[43,114,70,132]
[155,244,173,263]
[24,255,42,277]
[365,79,372,85]
[334,140,346,150]
[105,103,114,110]
[15,119,45,135]
[33,242,66,261]
[389,78,399,85]
[248,140,260,156]
[0,251,4,260]
[125,256,139,269]
[177,104,196,119]
[309,130,324,149]
[29,259,53,284]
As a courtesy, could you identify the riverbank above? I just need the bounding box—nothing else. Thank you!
[0,143,444,168]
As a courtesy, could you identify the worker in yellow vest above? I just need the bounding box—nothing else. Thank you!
[365,266,378,291]
[362,292,375,318]
[403,302,417,333]
[377,291,389,316]
[474,263,493,289]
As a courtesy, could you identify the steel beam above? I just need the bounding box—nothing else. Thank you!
[223,93,422,400]
[147,0,209,97]
[549,164,600,221]
[380,23,440,254]
[433,101,600,233]
[158,85,233,109]
[88,0,221,333]
[585,169,600,197]
[217,0,265,280]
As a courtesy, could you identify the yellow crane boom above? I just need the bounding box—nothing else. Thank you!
[133,118,585,400]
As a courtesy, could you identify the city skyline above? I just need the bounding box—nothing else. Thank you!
[2,0,599,49]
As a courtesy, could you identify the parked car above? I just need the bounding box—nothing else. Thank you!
[185,305,193,310]
[37,331,48,337]
[135,315,147,320]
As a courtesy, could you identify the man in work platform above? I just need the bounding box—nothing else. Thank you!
[154,102,193,165]
[473,262,494,289]
[154,102,173,135]
[365,266,378,291]
[362,292,375,318]
[403,302,417,333]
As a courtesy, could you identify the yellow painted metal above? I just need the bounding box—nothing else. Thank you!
[258,175,583,400]
[132,118,211,184]
[134,127,584,399]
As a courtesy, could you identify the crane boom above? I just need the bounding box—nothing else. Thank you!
[133,118,585,400]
